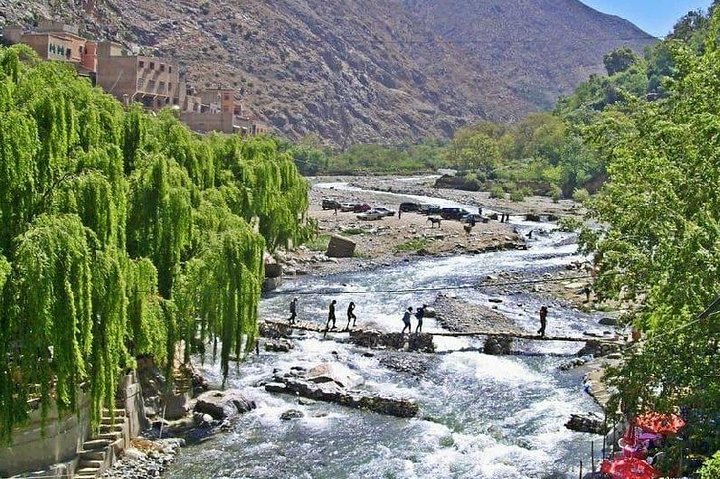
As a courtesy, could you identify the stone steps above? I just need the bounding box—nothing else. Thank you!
[78,450,106,461]
[75,466,100,478]
[82,438,113,451]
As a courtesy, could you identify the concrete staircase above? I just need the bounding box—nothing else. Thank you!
[74,408,128,479]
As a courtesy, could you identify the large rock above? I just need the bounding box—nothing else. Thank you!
[193,389,256,420]
[259,321,293,339]
[565,413,607,434]
[577,340,622,358]
[348,329,435,353]
[265,373,418,418]
[483,336,513,355]
[326,235,356,258]
[306,363,364,388]
[265,339,294,352]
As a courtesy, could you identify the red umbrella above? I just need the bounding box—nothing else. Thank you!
[600,457,660,479]
[635,412,686,435]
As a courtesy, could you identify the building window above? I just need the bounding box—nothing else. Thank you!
[137,78,144,89]
[148,79,156,90]
[169,66,173,73]
[139,60,145,68]
[168,82,173,91]
[160,64,165,72]
[149,62,155,70]
[159,81,166,93]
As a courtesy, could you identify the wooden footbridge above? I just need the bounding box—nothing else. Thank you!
[262,319,616,344]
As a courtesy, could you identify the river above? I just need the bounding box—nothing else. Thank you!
[164,183,607,479]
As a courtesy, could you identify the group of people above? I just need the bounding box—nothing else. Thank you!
[287,297,358,331]
[401,304,427,334]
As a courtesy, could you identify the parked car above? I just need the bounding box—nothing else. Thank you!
[440,207,470,220]
[322,198,341,210]
[357,210,384,221]
[340,202,357,212]
[419,204,442,215]
[353,203,371,213]
[373,207,396,217]
[400,202,421,212]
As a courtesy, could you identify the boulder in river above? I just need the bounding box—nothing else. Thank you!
[348,329,435,353]
[193,389,256,420]
[265,339,294,352]
[483,336,513,355]
[577,339,622,358]
[266,368,419,418]
[280,409,305,420]
[306,362,364,388]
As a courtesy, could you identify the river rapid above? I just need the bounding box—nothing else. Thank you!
[165,183,606,479]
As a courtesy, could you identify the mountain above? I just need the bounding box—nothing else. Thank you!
[0,0,655,146]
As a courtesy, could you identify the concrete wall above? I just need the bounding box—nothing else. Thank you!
[96,55,138,104]
[0,391,91,477]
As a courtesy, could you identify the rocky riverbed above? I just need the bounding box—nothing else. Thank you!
[100,439,184,479]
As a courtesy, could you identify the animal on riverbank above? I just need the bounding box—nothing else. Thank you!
[463,224,473,236]
[427,217,442,228]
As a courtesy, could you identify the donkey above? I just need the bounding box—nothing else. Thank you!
[427,216,442,229]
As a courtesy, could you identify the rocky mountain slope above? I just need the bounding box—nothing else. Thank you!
[0,0,655,146]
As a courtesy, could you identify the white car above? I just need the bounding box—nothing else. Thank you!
[357,210,384,221]
[373,207,396,217]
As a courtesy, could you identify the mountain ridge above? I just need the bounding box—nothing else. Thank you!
[0,0,656,146]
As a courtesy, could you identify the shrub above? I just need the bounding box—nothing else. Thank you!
[305,234,331,252]
[489,184,505,199]
[395,238,430,253]
[699,451,720,479]
[551,185,562,203]
[572,188,590,204]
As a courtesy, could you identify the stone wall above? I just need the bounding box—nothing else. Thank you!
[0,373,147,477]
[0,391,91,477]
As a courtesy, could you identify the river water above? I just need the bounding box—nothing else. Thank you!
[165,184,606,479]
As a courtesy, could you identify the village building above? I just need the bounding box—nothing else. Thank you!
[1,21,268,136]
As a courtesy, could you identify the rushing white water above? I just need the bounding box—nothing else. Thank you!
[165,183,605,479]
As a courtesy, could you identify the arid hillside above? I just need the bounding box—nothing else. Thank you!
[0,0,655,146]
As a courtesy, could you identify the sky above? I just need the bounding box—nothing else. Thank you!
[582,0,714,37]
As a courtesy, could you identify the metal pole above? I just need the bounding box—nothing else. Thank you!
[579,460,583,479]
[591,440,595,472]
[603,411,607,458]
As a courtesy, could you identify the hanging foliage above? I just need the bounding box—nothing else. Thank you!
[0,45,312,443]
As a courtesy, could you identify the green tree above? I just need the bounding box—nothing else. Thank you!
[603,47,639,76]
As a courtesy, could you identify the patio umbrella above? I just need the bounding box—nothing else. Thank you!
[635,412,686,436]
[600,457,660,479]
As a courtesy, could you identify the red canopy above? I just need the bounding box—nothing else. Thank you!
[635,412,686,435]
[600,457,660,479]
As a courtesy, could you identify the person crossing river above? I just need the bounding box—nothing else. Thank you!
[345,301,357,330]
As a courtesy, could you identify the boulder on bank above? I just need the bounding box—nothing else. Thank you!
[565,413,607,434]
[193,389,256,420]
[326,235,356,258]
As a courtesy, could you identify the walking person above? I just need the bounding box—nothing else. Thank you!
[537,305,548,338]
[583,285,591,303]
[345,301,357,330]
[415,304,426,333]
[326,299,337,330]
[398,207,402,219]
[401,307,413,334]
[288,297,298,324]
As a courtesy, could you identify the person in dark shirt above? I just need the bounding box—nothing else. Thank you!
[326,299,337,330]
[415,304,426,333]
[345,301,357,330]
[402,307,413,334]
[288,297,298,324]
[537,305,548,338]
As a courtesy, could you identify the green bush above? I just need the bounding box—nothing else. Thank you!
[489,184,505,199]
[700,451,720,479]
[572,188,590,204]
[395,238,430,253]
[551,185,563,203]
[306,234,331,252]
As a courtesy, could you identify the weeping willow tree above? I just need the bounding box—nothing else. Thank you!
[0,45,312,443]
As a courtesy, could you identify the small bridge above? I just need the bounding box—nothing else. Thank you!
[261,319,616,344]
